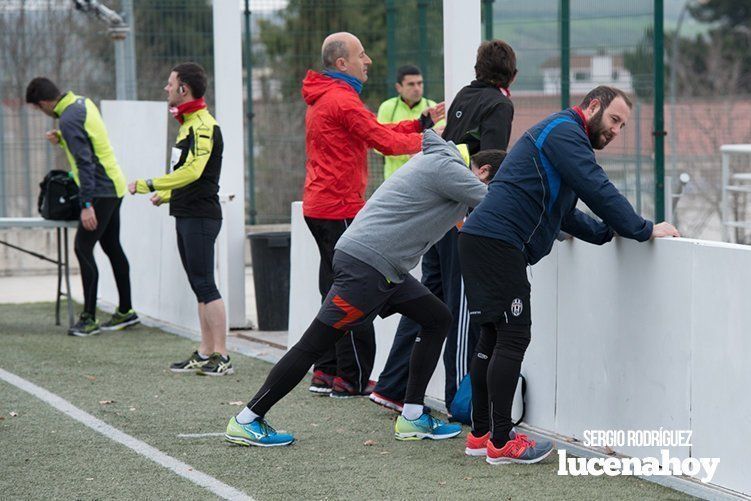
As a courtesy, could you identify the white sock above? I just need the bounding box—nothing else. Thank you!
[401,403,423,421]
[236,407,259,425]
[198,351,210,360]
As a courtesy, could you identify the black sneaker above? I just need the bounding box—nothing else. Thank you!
[68,313,101,337]
[197,353,235,376]
[170,351,211,373]
[309,370,335,394]
[330,377,376,398]
[101,309,140,331]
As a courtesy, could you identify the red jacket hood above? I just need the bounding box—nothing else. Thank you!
[301,70,354,105]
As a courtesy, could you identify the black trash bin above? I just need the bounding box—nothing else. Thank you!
[248,231,291,331]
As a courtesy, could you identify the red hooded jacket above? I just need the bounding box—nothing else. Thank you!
[301,70,423,219]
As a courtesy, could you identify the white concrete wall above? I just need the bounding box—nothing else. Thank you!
[288,200,751,496]
[213,0,247,328]
[442,0,481,108]
[96,101,230,334]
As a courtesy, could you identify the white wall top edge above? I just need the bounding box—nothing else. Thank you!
[659,237,751,251]
[720,144,751,153]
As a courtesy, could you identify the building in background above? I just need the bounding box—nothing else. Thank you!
[542,53,633,95]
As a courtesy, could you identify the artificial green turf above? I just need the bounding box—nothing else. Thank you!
[0,303,693,500]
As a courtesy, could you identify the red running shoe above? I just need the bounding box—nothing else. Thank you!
[368,391,404,413]
[486,432,553,465]
[465,431,489,457]
[330,376,376,398]
[309,370,335,394]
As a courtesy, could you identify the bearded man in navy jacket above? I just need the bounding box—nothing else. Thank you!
[459,86,680,465]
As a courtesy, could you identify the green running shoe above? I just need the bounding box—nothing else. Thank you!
[170,351,211,373]
[394,413,462,441]
[68,313,101,337]
[101,309,140,331]
[197,353,235,376]
[225,416,294,447]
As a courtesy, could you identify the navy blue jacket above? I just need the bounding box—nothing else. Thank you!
[461,108,653,265]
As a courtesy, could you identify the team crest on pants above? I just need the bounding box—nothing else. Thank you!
[511,298,523,317]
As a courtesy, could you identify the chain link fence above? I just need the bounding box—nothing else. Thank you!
[0,0,214,218]
[491,0,656,222]
[2,0,750,240]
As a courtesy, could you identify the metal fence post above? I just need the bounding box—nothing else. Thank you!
[386,0,397,87]
[21,106,32,216]
[418,0,429,95]
[483,0,494,40]
[0,108,5,217]
[122,0,137,100]
[244,0,256,225]
[560,0,570,110]
[635,100,643,215]
[654,0,666,222]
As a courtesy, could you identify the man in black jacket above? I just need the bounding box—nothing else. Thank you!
[371,40,517,414]
[442,40,515,153]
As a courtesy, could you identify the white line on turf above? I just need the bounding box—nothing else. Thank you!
[0,368,253,501]
[177,432,226,438]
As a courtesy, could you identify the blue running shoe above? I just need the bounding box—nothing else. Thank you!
[394,413,462,441]
[225,416,294,447]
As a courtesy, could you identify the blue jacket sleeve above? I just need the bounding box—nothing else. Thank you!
[59,108,96,206]
[561,207,614,245]
[542,122,653,241]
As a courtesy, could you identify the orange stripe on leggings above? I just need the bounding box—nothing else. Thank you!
[332,295,364,329]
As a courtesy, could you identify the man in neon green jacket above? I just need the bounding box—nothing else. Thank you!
[377,65,443,178]
[128,62,233,377]
[26,77,138,336]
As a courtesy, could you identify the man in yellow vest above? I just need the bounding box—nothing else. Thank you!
[377,65,442,178]
[26,77,138,337]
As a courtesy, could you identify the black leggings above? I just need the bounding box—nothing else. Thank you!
[74,197,131,317]
[176,217,222,304]
[304,216,376,391]
[469,322,530,448]
[247,293,451,417]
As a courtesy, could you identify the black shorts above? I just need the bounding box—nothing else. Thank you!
[458,233,531,326]
[317,251,431,330]
[176,217,222,304]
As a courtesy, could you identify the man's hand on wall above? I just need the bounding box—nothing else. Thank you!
[651,222,680,238]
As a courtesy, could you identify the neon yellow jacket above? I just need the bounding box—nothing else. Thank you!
[376,96,441,179]
[54,92,126,204]
[136,108,223,219]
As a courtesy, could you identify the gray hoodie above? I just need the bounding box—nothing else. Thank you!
[335,129,488,283]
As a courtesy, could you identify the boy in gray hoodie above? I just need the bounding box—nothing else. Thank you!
[225,130,504,446]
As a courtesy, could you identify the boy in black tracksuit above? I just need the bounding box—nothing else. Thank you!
[371,40,517,413]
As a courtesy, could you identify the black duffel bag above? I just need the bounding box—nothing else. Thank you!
[38,170,81,221]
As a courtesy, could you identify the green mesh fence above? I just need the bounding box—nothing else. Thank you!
[248,0,445,223]
[3,1,750,240]
[491,0,656,220]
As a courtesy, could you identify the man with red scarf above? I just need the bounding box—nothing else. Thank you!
[129,62,232,376]
[301,32,445,398]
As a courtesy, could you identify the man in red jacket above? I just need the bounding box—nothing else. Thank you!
[301,32,444,398]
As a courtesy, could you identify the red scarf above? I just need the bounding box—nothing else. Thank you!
[572,105,590,136]
[170,97,207,124]
[498,86,511,98]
